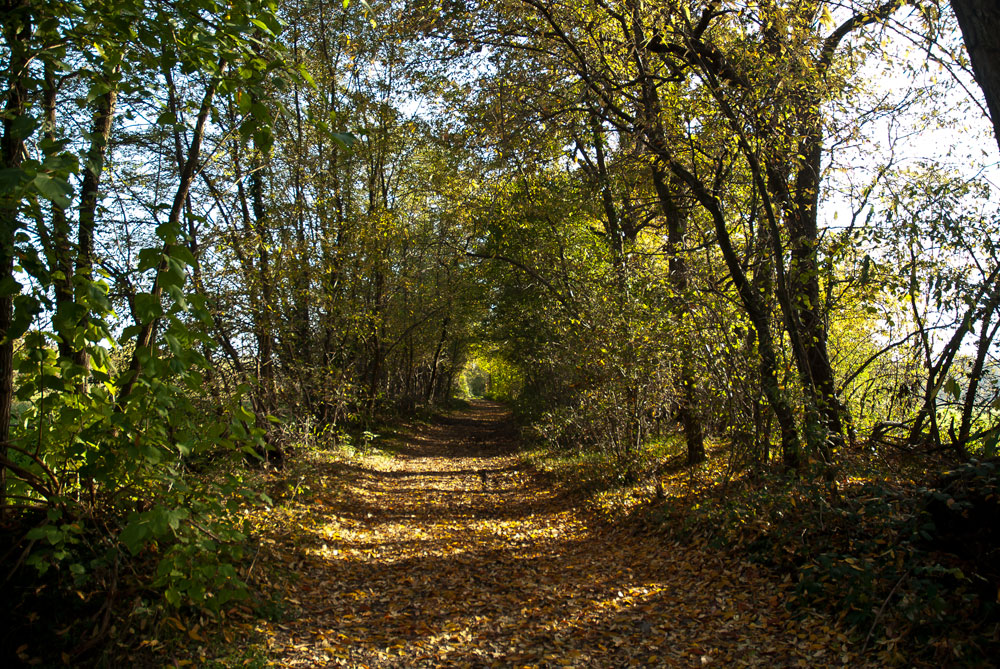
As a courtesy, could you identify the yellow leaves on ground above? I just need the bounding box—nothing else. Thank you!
[224,401,873,667]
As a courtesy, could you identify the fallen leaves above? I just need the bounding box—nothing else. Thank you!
[228,401,875,667]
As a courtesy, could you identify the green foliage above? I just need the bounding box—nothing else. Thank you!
[660,468,1000,663]
[460,356,523,401]
[0,4,295,662]
[14,311,268,600]
[4,0,1000,661]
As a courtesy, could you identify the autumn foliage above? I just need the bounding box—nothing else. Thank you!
[3,0,1000,665]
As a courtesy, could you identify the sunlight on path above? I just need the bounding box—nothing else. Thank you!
[253,401,866,668]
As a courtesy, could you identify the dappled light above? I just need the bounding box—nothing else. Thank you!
[2,0,1000,665]
[246,403,859,668]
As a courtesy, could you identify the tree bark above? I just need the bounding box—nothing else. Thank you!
[249,143,276,415]
[41,64,75,361]
[650,166,705,464]
[951,0,1000,153]
[73,78,118,387]
[0,0,31,511]
[956,316,1000,455]
[657,151,802,468]
[427,317,450,403]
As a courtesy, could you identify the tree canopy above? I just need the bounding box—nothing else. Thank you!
[2,0,1000,663]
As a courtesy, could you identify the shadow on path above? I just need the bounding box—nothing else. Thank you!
[255,400,864,668]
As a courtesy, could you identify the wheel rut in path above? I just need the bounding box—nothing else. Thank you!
[258,400,863,667]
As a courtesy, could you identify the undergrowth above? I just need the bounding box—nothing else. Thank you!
[527,437,1000,666]
[651,454,1000,666]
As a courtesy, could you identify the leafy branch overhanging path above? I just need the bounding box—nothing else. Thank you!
[254,401,863,667]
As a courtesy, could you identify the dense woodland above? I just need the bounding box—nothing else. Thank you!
[3,0,1000,664]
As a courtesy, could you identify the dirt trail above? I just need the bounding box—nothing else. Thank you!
[255,400,861,667]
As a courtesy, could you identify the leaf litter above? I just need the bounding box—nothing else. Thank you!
[236,400,873,667]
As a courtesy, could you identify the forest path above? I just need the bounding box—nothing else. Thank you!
[254,400,862,667]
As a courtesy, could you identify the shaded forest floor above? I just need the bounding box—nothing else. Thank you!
[207,400,874,668]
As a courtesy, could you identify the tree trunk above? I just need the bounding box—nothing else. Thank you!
[952,0,1000,153]
[657,152,802,469]
[73,78,118,387]
[41,64,75,361]
[650,166,705,464]
[956,316,1000,455]
[0,0,31,511]
[427,317,450,403]
[907,268,1000,447]
[783,111,844,465]
[249,147,276,415]
[290,29,312,364]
